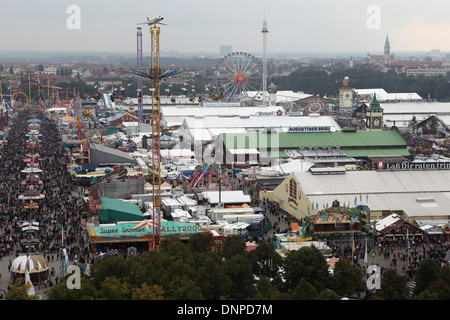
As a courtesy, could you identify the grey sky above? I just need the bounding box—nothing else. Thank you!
[1,0,449,55]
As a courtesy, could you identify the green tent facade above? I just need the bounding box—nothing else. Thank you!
[98,197,144,223]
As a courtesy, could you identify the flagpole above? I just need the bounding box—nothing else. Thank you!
[364,236,368,267]
[61,225,65,279]
[406,227,409,264]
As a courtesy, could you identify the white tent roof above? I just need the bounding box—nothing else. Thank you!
[271,159,315,174]
[355,89,423,101]
[180,115,341,142]
[374,213,402,231]
[380,102,450,114]
[161,105,286,127]
[11,255,49,274]
[248,90,313,102]
[202,190,251,204]
[293,170,450,219]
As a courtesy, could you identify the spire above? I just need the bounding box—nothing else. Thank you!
[262,15,268,33]
[384,35,390,49]
[369,93,383,111]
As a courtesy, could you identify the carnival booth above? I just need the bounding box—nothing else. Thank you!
[10,254,49,285]
[88,220,202,253]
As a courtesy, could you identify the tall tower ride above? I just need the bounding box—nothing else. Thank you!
[128,17,182,250]
[150,25,162,251]
[136,27,143,125]
[261,17,268,105]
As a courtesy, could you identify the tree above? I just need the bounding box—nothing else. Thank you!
[292,278,319,300]
[220,235,246,260]
[194,251,231,299]
[318,289,340,300]
[247,241,283,280]
[189,232,215,253]
[372,269,409,300]
[414,289,438,300]
[155,240,197,288]
[283,246,331,292]
[414,259,441,296]
[99,277,130,300]
[6,278,39,300]
[89,256,130,288]
[122,253,159,289]
[223,254,256,299]
[332,258,364,297]
[166,274,203,300]
[426,265,450,300]
[131,283,164,300]
[255,276,273,300]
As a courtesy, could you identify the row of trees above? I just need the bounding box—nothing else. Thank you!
[275,64,450,102]
[42,234,362,300]
[7,234,450,300]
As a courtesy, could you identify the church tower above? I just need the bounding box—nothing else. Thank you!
[384,35,391,65]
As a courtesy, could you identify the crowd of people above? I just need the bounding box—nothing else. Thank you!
[0,110,92,281]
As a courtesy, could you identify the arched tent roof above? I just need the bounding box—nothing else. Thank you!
[11,255,49,274]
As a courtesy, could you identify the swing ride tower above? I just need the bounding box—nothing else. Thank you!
[129,18,182,251]
[150,25,162,251]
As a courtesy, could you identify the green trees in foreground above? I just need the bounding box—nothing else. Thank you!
[13,234,443,300]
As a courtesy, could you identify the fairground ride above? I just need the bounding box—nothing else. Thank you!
[126,18,182,251]
[1,71,58,111]
[214,52,263,102]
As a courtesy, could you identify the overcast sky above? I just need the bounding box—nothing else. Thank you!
[1,0,449,56]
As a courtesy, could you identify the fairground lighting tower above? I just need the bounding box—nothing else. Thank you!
[262,16,268,105]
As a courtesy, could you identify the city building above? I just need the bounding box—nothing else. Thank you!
[268,168,450,224]
[216,128,409,166]
[406,68,449,77]
[177,114,341,147]
[339,77,353,110]
[354,88,423,103]
[219,45,232,57]
[379,101,450,131]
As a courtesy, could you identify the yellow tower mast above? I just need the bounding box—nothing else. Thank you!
[150,26,162,251]
[127,17,182,251]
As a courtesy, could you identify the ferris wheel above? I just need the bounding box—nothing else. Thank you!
[214,52,263,102]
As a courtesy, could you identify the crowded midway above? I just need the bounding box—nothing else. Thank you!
[0,110,90,290]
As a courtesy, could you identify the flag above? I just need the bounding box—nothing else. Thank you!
[25,268,35,296]
[406,228,409,251]
[364,238,368,264]
[63,248,69,271]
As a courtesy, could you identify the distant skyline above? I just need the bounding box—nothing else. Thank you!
[1,0,450,56]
